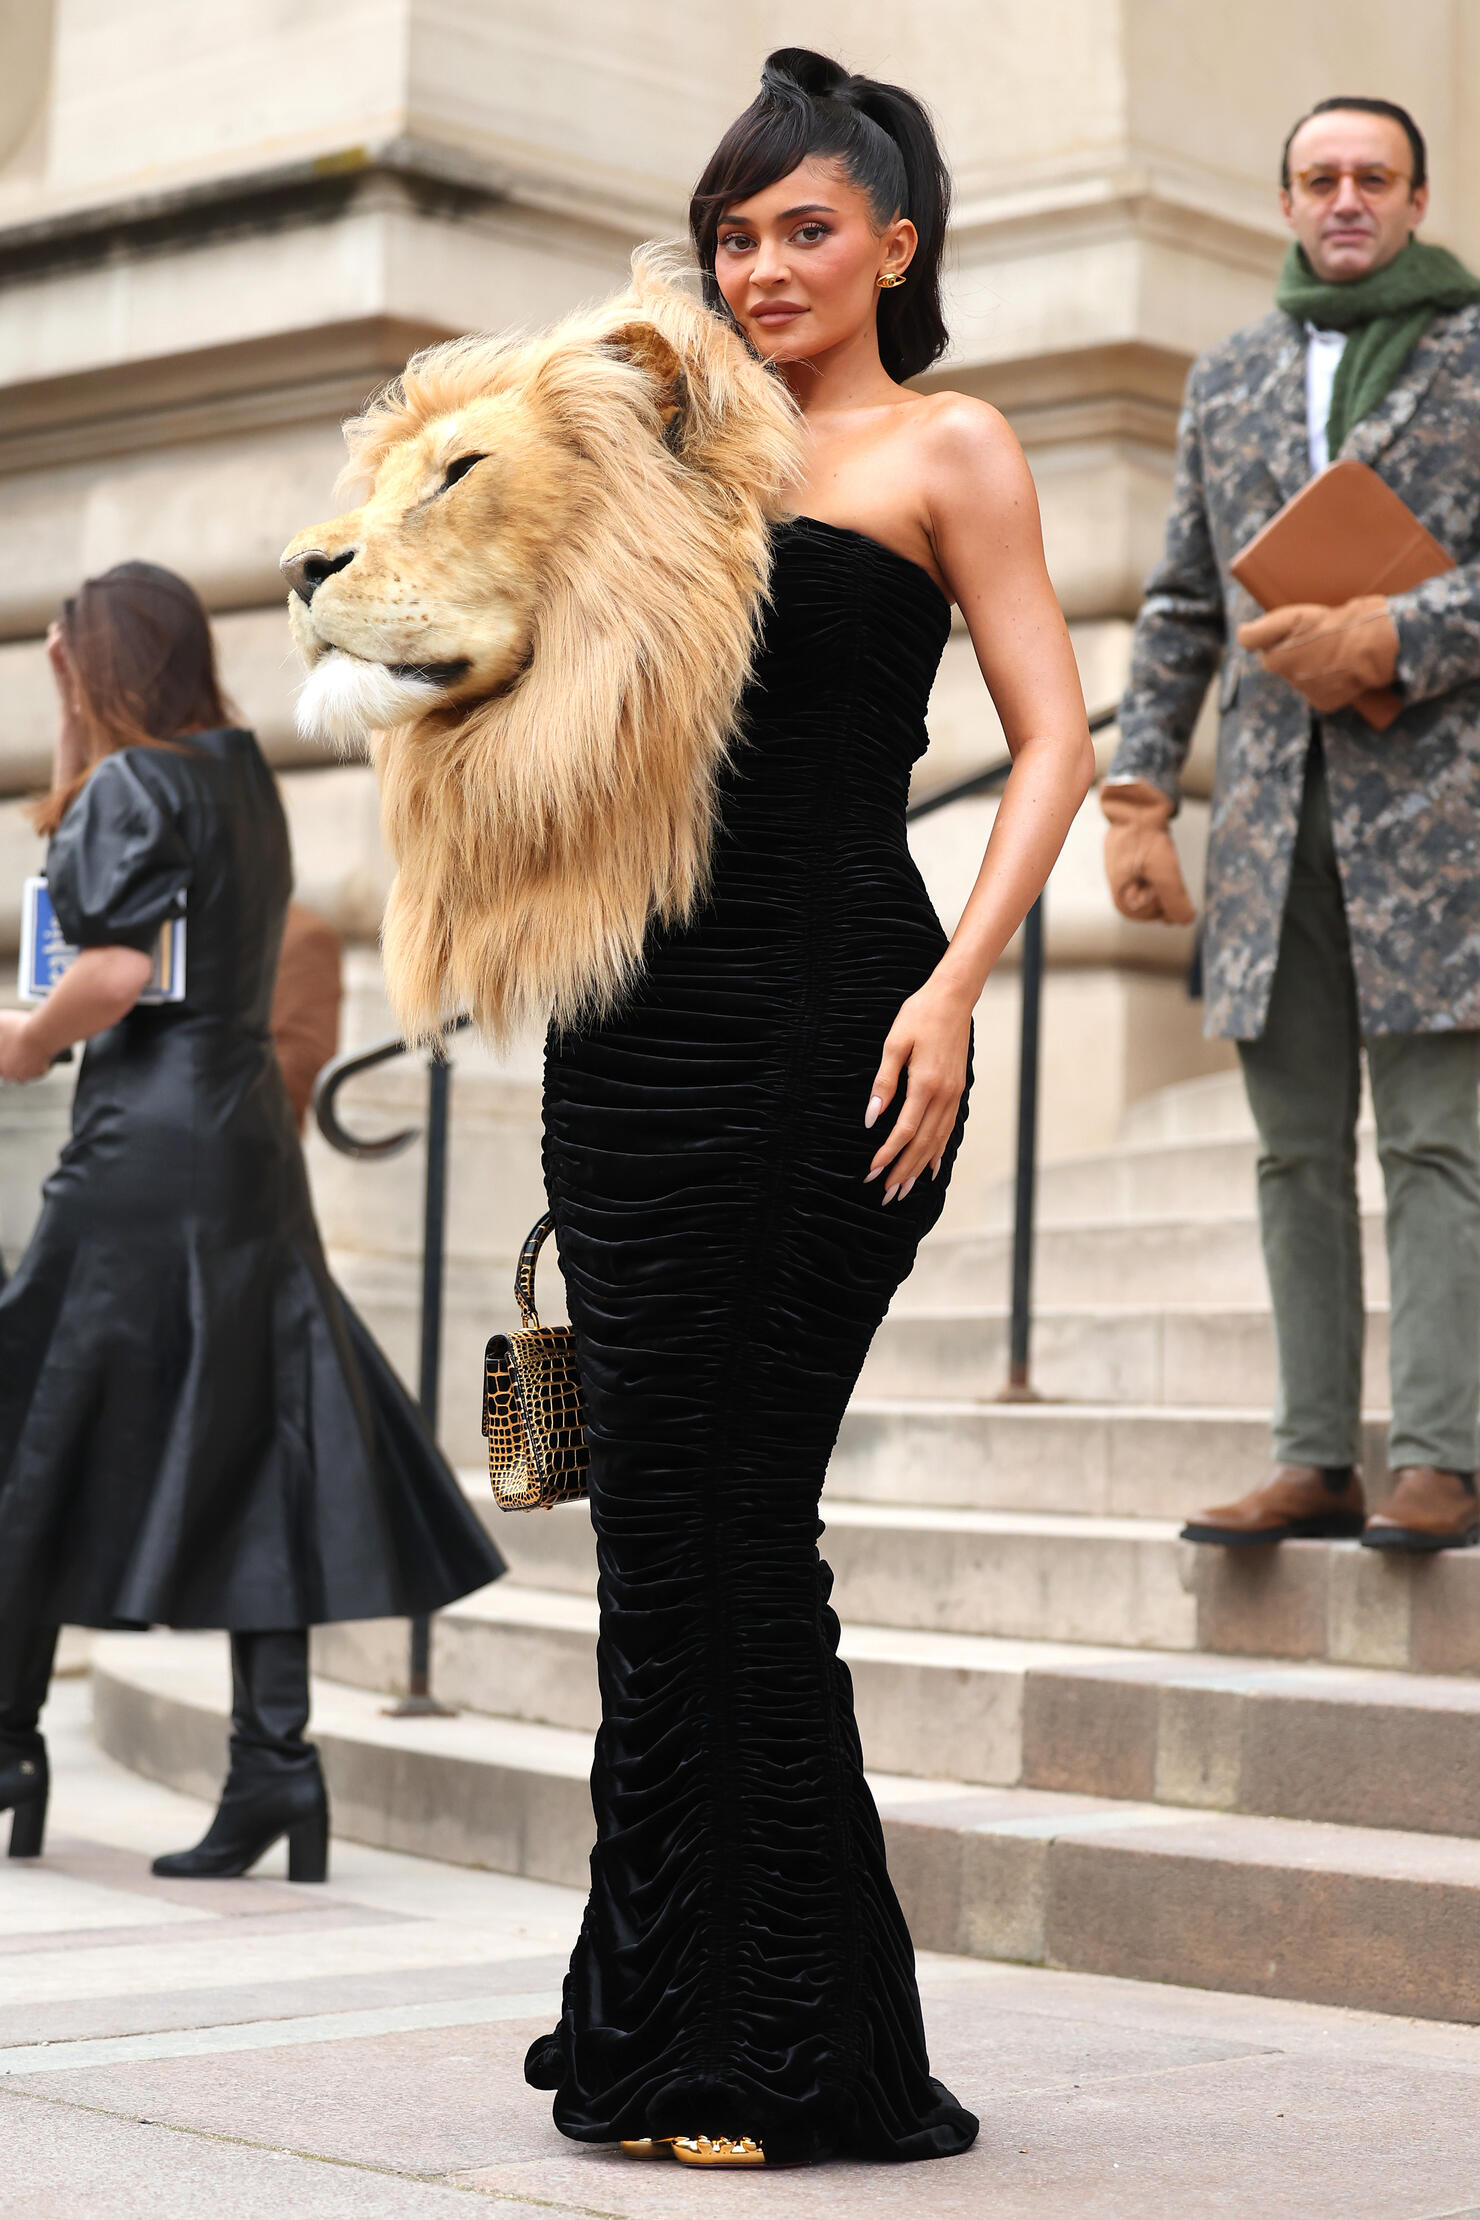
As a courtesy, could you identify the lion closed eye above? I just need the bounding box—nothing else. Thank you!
[280,253,802,1043]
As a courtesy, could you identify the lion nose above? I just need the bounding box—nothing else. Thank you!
[281,546,355,605]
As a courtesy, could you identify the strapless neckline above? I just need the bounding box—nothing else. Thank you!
[779,513,952,618]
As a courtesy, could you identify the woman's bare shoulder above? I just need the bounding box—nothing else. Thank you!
[895,392,1040,559]
[905,389,1030,484]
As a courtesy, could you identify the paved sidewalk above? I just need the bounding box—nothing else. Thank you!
[1,1676,1477,2220]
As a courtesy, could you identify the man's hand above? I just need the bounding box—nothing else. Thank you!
[1238,595,1398,713]
[1101,779,1196,926]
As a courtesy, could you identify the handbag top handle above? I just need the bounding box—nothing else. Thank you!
[514,1212,555,1329]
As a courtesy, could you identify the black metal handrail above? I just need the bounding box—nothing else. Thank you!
[312,701,1118,1694]
[904,705,1117,1398]
[312,1014,470,1715]
[314,1012,470,1161]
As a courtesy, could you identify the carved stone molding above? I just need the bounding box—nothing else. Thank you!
[0,134,654,283]
[0,316,452,477]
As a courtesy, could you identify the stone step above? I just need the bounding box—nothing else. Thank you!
[464,1490,1480,1672]
[91,1632,1480,2025]
[909,1214,1390,1308]
[331,1252,1391,1470]
[464,1389,1400,1538]
[477,1495,1200,1650]
[894,1778,1480,2025]
[862,1303,1390,1408]
[1116,1068,1255,1142]
[965,1130,1382,1233]
[91,1630,596,1891]
[314,1587,1480,1838]
[831,1401,1393,1517]
[828,1504,1192,1649]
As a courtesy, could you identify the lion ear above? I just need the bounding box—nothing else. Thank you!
[606,320,691,455]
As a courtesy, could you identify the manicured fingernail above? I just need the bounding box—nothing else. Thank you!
[931,1161,941,1180]
[864,1165,881,1183]
[899,1176,915,1199]
[864,1096,882,1130]
[883,1183,899,1205]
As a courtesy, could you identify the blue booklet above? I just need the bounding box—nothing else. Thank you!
[17,876,186,1006]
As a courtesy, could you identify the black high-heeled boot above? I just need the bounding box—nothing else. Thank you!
[0,1623,58,1860]
[152,1629,328,1882]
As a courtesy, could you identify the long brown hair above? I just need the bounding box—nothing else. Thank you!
[34,562,232,835]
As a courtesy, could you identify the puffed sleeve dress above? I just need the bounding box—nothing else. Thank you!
[0,730,504,1631]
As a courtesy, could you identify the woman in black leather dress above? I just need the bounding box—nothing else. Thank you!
[0,563,503,1876]
[527,54,1094,2169]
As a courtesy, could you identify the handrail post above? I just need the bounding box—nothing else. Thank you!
[386,1048,456,1717]
[905,709,1113,1411]
[418,1053,451,1435]
[999,890,1044,1402]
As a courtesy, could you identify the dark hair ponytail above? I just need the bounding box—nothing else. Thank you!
[689,47,951,383]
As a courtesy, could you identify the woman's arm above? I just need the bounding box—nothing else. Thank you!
[0,946,154,1083]
[46,622,88,791]
[866,399,1094,1199]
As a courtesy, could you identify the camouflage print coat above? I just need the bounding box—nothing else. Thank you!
[1113,301,1480,1039]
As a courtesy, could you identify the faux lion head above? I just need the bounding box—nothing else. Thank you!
[280,253,801,1041]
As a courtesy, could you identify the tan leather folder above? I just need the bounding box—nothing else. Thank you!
[1231,458,1454,729]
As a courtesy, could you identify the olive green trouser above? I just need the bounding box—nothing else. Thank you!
[1236,746,1480,1475]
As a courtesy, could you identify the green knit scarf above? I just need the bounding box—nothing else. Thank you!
[1274,238,1480,456]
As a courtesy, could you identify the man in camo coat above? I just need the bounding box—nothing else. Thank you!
[1105,96,1480,1553]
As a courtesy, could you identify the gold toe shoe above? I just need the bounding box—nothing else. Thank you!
[671,2135,766,2167]
[620,2138,677,2159]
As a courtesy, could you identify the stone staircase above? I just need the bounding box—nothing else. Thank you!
[93,1068,1480,2024]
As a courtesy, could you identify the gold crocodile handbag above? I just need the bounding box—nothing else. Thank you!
[483,1213,588,1511]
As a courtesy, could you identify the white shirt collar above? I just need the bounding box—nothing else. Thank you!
[1303,323,1348,474]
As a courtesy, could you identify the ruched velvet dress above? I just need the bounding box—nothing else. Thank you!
[0,728,504,1631]
[530,519,978,2164]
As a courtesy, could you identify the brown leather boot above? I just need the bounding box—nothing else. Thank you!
[1361,1468,1480,1553]
[1181,1464,1365,1546]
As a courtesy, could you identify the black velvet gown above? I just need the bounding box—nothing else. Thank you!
[0,729,504,1631]
[531,519,978,2164]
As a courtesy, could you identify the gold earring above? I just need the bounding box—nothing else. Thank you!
[877,272,906,290]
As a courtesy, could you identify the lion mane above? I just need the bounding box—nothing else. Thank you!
[322,255,801,1043]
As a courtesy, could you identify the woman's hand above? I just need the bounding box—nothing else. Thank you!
[1,949,153,1083]
[0,1011,50,1085]
[865,977,973,1200]
[46,621,87,789]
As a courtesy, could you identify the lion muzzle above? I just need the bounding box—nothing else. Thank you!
[292,649,454,751]
[281,529,480,747]
[281,545,355,604]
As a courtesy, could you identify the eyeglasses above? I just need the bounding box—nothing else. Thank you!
[1290,164,1411,203]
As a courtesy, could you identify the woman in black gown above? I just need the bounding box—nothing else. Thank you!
[527,54,1094,2167]
[0,563,503,1876]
